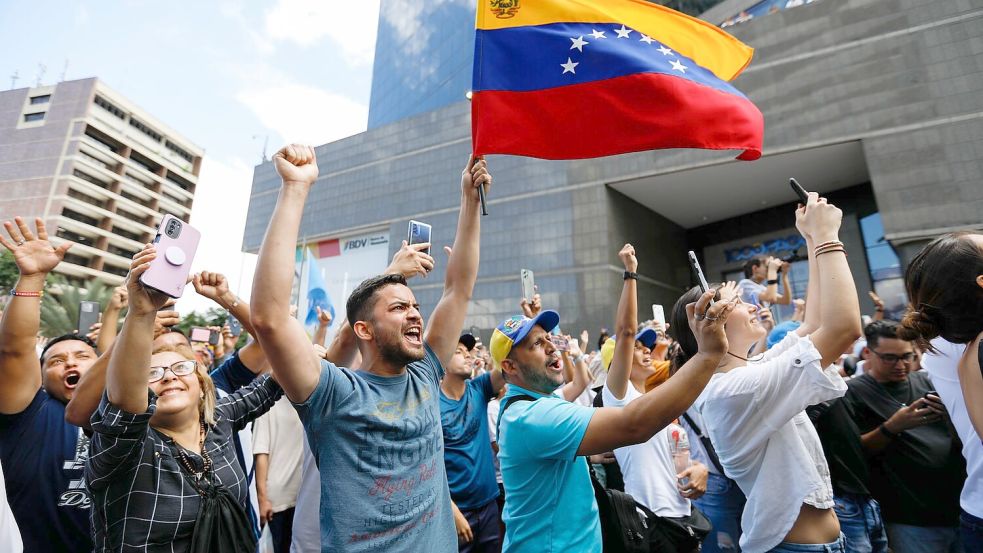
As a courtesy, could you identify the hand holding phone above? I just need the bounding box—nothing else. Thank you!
[407,220,432,256]
[190,327,210,343]
[687,251,714,305]
[78,301,100,335]
[789,178,810,204]
[520,269,536,303]
[140,214,200,298]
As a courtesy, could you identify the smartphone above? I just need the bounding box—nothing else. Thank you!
[407,220,432,256]
[140,214,200,298]
[687,251,713,304]
[520,269,536,301]
[550,335,570,352]
[924,391,938,400]
[652,304,666,327]
[78,301,100,333]
[789,178,810,204]
[228,315,243,337]
[190,327,210,343]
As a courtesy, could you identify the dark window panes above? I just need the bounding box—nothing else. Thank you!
[24,112,45,122]
[30,95,51,105]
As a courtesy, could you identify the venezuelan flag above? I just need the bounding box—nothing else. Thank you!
[472,0,764,161]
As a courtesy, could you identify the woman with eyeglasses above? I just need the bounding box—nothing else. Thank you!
[85,244,282,552]
[669,193,862,553]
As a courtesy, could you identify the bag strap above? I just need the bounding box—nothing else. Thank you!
[681,411,727,476]
[495,394,537,438]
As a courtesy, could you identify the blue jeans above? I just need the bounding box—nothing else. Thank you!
[963,510,983,553]
[459,499,501,553]
[693,472,746,552]
[832,494,887,553]
[768,534,845,552]
[884,523,961,553]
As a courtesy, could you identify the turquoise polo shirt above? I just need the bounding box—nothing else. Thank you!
[497,384,600,553]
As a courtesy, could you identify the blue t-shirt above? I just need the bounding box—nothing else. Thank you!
[0,389,93,553]
[498,384,600,553]
[295,344,456,553]
[440,372,498,510]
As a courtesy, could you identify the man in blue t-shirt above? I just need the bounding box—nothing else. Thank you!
[0,217,96,553]
[440,332,505,551]
[493,244,733,553]
[251,145,491,553]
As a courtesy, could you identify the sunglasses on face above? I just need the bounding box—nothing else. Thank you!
[149,360,197,383]
[870,350,916,365]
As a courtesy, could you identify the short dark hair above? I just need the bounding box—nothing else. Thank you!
[40,333,97,363]
[743,256,766,279]
[864,319,904,349]
[346,274,409,328]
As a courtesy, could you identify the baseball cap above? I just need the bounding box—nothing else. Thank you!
[490,310,560,364]
[635,328,658,349]
[600,337,616,370]
[458,333,477,351]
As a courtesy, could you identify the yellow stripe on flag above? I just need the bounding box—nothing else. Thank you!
[476,0,753,81]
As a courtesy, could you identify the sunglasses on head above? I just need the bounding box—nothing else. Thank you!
[149,360,197,383]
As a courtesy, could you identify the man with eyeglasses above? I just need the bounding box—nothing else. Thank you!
[842,320,965,553]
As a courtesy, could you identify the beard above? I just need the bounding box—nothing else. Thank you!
[377,329,426,367]
[516,359,563,394]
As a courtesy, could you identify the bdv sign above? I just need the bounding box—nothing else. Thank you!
[344,239,369,251]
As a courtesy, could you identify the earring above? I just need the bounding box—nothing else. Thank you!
[199,392,205,400]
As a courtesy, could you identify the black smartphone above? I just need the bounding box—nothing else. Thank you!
[789,178,810,204]
[407,220,432,256]
[924,391,939,400]
[687,251,713,305]
[78,301,100,333]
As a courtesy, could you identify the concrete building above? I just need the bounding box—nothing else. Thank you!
[0,77,202,285]
[244,0,983,340]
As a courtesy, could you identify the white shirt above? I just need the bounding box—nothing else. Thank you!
[921,338,982,519]
[290,434,322,553]
[680,408,721,476]
[253,397,305,512]
[0,459,23,553]
[694,332,845,553]
[603,383,691,517]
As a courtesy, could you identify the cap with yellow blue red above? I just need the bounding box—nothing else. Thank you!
[489,310,560,364]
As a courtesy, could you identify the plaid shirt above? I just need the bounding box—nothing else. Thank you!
[86,374,282,552]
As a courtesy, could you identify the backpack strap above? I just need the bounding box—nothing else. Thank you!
[681,411,727,476]
[495,394,537,439]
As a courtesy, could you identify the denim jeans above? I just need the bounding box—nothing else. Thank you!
[768,535,845,553]
[884,522,961,553]
[693,473,746,552]
[832,494,887,553]
[963,510,983,553]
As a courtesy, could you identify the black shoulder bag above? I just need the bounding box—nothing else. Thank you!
[500,395,651,553]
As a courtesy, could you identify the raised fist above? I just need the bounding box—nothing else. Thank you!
[274,144,319,186]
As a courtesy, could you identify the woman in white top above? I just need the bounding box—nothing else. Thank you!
[669,193,862,553]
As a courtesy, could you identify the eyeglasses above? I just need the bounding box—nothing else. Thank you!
[149,360,197,383]
[869,349,916,365]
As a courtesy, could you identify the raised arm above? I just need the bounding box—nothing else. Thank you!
[604,245,639,401]
[0,217,72,414]
[557,337,590,401]
[796,193,863,366]
[250,144,323,403]
[312,306,332,347]
[577,291,734,455]
[424,156,490,365]
[96,286,127,353]
[193,271,268,374]
[107,245,172,414]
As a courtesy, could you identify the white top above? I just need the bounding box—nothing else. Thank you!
[290,434,322,553]
[921,338,982,519]
[0,459,23,553]
[603,383,691,517]
[487,398,503,485]
[694,332,845,553]
[253,396,305,512]
[680,408,721,476]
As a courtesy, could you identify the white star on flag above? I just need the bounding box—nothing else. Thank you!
[561,57,579,74]
[570,36,588,52]
[670,59,688,73]
[615,25,632,38]
[640,34,655,44]
[657,45,673,56]
[590,29,607,39]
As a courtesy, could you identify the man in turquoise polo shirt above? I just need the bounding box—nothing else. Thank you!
[492,244,733,553]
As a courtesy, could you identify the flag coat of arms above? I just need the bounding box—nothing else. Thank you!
[471,0,764,160]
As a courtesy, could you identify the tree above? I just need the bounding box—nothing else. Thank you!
[39,275,115,337]
[175,307,228,335]
[0,249,19,297]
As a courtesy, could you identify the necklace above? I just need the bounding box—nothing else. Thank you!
[176,421,212,488]
[726,351,748,362]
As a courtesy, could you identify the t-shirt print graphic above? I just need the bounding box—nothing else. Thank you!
[351,394,445,548]
[58,430,90,509]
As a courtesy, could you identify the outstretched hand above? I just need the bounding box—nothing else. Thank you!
[0,217,72,278]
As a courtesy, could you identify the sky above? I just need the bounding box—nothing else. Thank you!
[0,0,382,314]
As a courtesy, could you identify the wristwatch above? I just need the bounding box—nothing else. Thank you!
[623,271,638,281]
[766,279,779,285]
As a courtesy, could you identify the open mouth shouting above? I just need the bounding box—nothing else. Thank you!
[64,370,81,389]
[404,325,423,346]
[547,356,563,373]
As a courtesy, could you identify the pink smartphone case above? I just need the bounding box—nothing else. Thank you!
[140,214,200,298]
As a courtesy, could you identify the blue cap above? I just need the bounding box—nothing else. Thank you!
[635,328,658,349]
[490,310,560,364]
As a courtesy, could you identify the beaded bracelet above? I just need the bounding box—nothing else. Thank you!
[10,290,43,298]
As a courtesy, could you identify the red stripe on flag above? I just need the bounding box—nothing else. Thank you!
[472,72,762,161]
[318,239,341,258]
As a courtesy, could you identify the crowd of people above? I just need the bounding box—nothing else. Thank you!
[0,143,979,553]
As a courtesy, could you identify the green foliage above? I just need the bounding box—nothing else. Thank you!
[39,275,116,338]
[175,307,228,335]
[0,249,19,296]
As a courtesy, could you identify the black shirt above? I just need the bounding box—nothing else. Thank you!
[843,371,965,526]
[807,397,870,497]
